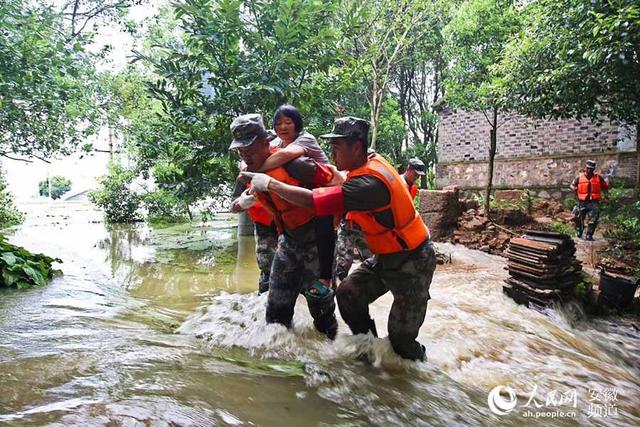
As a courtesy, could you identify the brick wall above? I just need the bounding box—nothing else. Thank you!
[436,108,638,191]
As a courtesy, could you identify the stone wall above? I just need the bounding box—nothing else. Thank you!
[437,151,638,190]
[436,108,638,192]
[418,189,459,241]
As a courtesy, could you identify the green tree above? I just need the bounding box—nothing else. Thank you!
[497,0,640,186]
[38,176,72,200]
[392,0,453,188]
[89,162,141,223]
[443,0,520,214]
[0,0,101,161]
[120,0,343,211]
[343,0,435,149]
[0,168,24,228]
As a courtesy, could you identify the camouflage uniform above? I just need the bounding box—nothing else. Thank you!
[334,220,373,281]
[575,201,600,239]
[267,223,338,339]
[254,222,277,294]
[336,241,436,361]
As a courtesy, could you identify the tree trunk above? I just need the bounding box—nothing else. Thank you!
[484,108,498,216]
[370,89,382,151]
[370,108,378,151]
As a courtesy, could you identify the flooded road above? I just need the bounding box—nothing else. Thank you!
[1,202,639,426]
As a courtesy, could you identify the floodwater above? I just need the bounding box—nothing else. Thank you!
[0,201,638,426]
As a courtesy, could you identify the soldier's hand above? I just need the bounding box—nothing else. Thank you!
[241,172,272,192]
[237,188,256,209]
[326,164,346,186]
[230,199,243,213]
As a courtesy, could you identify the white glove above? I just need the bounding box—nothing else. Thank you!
[241,172,272,192]
[326,164,346,186]
[237,188,256,209]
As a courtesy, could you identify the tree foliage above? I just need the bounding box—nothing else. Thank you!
[38,176,72,200]
[0,0,100,161]
[497,0,640,125]
[443,0,520,213]
[0,168,24,228]
[89,162,141,223]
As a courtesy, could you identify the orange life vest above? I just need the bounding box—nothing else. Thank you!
[244,184,273,226]
[345,154,429,254]
[400,175,418,200]
[577,173,603,201]
[409,183,418,200]
[253,166,316,233]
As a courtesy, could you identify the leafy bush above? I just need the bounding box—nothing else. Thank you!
[601,181,640,245]
[563,195,577,211]
[549,221,576,237]
[0,235,61,289]
[0,168,24,228]
[89,162,141,223]
[38,176,72,199]
[142,189,189,224]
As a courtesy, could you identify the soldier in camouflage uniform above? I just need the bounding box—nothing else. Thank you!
[230,114,338,339]
[334,219,372,282]
[268,226,336,337]
[251,117,436,361]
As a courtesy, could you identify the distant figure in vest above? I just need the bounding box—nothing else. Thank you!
[569,160,610,240]
[243,117,436,361]
[401,158,425,200]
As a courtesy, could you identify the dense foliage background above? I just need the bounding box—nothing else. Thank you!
[0,0,638,224]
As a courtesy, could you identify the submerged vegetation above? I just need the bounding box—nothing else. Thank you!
[0,236,61,289]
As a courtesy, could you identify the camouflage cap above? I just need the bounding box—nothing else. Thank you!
[408,158,426,175]
[320,117,370,141]
[229,114,267,150]
[586,160,596,169]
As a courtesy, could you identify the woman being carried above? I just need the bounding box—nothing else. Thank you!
[259,105,338,294]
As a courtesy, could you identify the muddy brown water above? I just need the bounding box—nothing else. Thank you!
[0,201,638,426]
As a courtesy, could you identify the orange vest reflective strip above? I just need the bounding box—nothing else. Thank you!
[577,173,602,201]
[254,166,316,232]
[345,154,429,254]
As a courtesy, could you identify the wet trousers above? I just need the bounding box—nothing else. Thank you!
[266,228,338,339]
[254,222,277,294]
[337,241,436,360]
[574,200,600,238]
[334,220,373,282]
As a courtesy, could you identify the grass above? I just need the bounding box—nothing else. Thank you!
[549,221,576,237]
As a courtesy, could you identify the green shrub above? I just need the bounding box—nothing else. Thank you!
[0,168,24,228]
[549,221,576,237]
[563,195,577,211]
[601,181,640,245]
[142,189,189,224]
[38,176,72,199]
[89,162,141,223]
[0,235,61,289]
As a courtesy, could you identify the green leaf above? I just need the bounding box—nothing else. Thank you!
[0,252,18,266]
